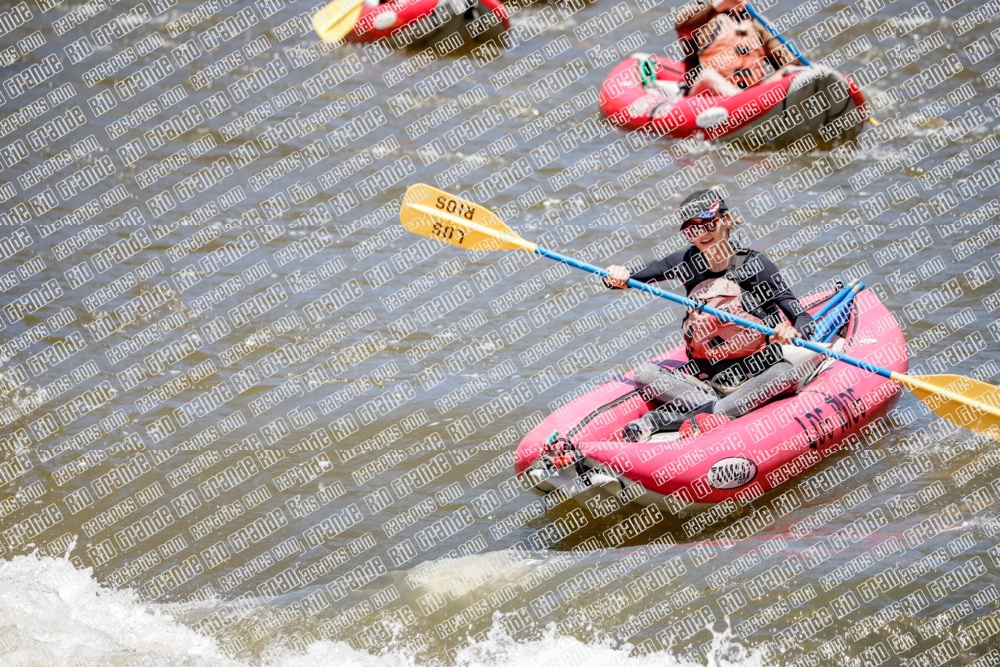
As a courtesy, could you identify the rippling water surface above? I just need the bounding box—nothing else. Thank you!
[2,0,1000,663]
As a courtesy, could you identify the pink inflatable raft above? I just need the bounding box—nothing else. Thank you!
[348,0,509,44]
[598,54,868,147]
[515,288,907,517]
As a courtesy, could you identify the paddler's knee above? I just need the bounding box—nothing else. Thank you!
[713,360,796,418]
[633,361,670,386]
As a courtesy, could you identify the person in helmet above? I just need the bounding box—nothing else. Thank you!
[605,189,815,441]
[674,0,804,97]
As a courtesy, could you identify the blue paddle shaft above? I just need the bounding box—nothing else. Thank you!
[745,4,813,68]
[533,245,894,379]
[811,281,856,324]
[819,283,864,343]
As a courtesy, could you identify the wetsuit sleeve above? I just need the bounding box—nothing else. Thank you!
[629,250,691,284]
[754,254,815,338]
[603,250,689,289]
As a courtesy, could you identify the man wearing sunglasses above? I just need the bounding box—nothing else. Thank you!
[605,189,814,441]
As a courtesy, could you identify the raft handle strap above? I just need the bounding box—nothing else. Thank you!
[638,57,658,87]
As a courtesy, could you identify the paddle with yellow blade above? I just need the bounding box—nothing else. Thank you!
[312,0,365,44]
[400,183,1000,440]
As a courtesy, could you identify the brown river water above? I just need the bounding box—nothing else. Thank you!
[1,0,999,663]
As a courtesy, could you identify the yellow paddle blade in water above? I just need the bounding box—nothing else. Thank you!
[400,184,536,253]
[312,0,364,44]
[892,372,1000,442]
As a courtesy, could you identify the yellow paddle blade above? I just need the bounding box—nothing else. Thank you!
[312,0,364,44]
[892,372,1000,442]
[400,184,536,253]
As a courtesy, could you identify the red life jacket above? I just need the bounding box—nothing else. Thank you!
[683,252,768,363]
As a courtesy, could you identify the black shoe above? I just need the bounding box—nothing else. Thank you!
[623,404,716,442]
[623,419,653,442]
[649,404,715,432]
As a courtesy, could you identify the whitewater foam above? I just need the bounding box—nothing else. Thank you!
[261,621,765,667]
[0,554,765,667]
[0,554,234,666]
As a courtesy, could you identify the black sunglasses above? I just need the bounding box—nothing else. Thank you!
[680,216,722,239]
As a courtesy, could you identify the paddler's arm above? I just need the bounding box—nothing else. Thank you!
[751,12,803,68]
[758,32,802,67]
[604,250,689,289]
[754,254,816,339]
[778,300,815,339]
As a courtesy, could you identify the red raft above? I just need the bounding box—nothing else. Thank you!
[348,0,508,44]
[514,289,907,519]
[598,54,868,147]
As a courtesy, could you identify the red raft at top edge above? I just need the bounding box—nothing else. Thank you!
[598,54,869,148]
[515,288,908,519]
[347,0,509,44]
